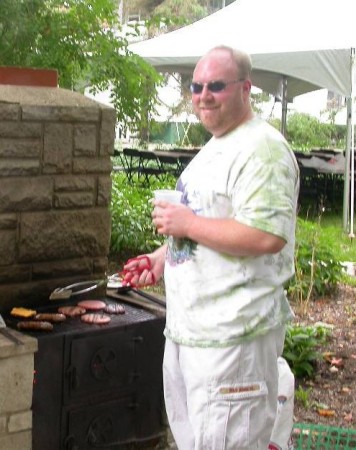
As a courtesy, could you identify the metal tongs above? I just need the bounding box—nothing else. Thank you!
[49,280,106,300]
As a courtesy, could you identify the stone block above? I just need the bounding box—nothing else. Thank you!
[54,175,95,193]
[54,192,94,209]
[73,157,112,174]
[0,430,31,450]
[0,354,34,412]
[8,411,32,433]
[43,123,73,174]
[0,415,7,434]
[74,124,97,155]
[32,258,92,279]
[0,331,37,359]
[19,209,111,262]
[0,138,41,158]
[0,230,16,265]
[0,159,40,176]
[100,107,116,156]
[0,104,20,121]
[0,177,52,212]
[0,122,42,138]
[93,257,109,274]
[22,105,100,122]
[98,176,112,206]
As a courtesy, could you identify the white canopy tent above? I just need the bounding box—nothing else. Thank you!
[129,0,356,235]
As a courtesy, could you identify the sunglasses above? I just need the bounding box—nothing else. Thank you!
[190,79,245,94]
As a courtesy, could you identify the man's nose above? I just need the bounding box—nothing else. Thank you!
[200,85,213,98]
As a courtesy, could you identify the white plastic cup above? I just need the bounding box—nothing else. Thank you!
[153,189,182,204]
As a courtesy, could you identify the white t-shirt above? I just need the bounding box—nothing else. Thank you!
[164,117,299,347]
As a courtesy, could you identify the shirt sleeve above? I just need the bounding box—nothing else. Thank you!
[232,144,298,241]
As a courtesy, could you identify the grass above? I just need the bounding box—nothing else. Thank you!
[318,213,356,262]
[299,209,356,287]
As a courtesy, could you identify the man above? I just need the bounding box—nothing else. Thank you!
[123,46,299,449]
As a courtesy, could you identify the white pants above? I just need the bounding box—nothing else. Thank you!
[163,326,285,450]
[269,357,295,450]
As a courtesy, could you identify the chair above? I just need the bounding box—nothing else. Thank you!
[122,148,141,183]
[298,166,321,212]
[136,150,164,184]
[319,172,344,212]
[112,148,126,173]
[156,153,181,178]
[178,155,193,173]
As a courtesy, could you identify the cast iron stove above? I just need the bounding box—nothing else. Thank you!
[5,296,166,450]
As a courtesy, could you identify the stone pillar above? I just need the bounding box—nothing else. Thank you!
[0,330,37,450]
[0,85,116,311]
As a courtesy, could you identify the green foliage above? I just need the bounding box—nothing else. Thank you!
[268,113,347,151]
[153,0,207,24]
[110,173,176,259]
[285,113,346,151]
[0,0,161,134]
[295,385,312,408]
[185,123,212,147]
[283,323,331,379]
[148,112,347,150]
[286,217,344,308]
[318,213,356,262]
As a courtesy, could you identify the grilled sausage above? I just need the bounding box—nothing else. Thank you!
[104,303,125,315]
[58,306,86,317]
[80,313,111,324]
[17,321,54,331]
[34,313,66,322]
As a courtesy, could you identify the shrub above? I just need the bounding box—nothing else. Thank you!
[286,217,343,313]
[283,323,331,378]
[284,113,346,150]
[110,173,176,260]
[268,112,346,151]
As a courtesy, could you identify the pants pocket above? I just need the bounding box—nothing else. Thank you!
[204,379,269,450]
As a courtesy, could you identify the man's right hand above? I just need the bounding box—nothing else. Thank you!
[121,245,167,288]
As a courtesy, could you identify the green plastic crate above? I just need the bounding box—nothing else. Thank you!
[292,423,356,449]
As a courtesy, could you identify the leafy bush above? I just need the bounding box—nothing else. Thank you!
[286,113,346,150]
[185,123,212,147]
[268,112,346,151]
[283,323,331,378]
[286,217,344,310]
[110,173,176,260]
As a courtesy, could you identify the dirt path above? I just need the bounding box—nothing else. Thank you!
[292,284,355,429]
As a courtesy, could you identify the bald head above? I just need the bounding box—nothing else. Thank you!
[191,46,254,137]
[200,46,252,81]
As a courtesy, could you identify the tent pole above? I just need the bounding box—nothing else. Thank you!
[349,48,355,238]
[281,76,288,137]
[343,98,352,232]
